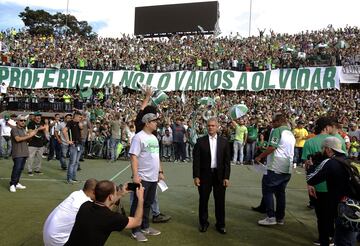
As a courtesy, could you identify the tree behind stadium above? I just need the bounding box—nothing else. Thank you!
[19,6,96,38]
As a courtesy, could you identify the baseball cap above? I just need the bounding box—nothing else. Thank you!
[142,113,158,123]
[34,111,42,116]
[322,137,346,154]
[4,114,10,120]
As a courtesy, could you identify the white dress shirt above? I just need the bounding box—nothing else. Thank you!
[209,134,218,168]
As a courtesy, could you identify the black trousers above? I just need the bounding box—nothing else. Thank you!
[174,142,186,161]
[315,192,335,246]
[198,170,226,228]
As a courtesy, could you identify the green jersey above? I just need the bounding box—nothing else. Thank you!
[234,124,247,143]
[302,133,347,192]
[267,126,296,174]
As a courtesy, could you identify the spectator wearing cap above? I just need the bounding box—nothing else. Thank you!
[9,115,45,192]
[134,89,171,224]
[306,137,357,245]
[27,112,49,176]
[0,113,16,159]
[293,121,308,168]
[129,113,165,242]
[301,116,347,246]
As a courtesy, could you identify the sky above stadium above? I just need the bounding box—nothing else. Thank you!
[0,0,359,38]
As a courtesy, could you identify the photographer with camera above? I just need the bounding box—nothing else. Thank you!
[64,180,144,246]
[306,137,357,245]
[302,116,347,246]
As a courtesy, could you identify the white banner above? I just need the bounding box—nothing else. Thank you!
[0,66,342,91]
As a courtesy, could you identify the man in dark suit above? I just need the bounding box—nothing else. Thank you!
[193,117,231,234]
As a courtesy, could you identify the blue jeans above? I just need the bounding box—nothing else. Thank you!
[262,170,291,219]
[334,218,357,246]
[109,137,121,161]
[130,180,157,232]
[59,144,68,169]
[10,157,27,186]
[245,141,256,162]
[294,147,303,165]
[48,136,61,160]
[233,140,245,163]
[0,136,12,158]
[67,144,81,181]
[162,144,172,157]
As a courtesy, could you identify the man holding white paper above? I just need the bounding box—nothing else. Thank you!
[255,113,295,226]
[129,113,165,242]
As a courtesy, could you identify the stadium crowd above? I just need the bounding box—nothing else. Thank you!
[0,25,359,163]
[1,25,360,71]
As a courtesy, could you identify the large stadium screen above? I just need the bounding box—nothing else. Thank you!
[134,1,219,36]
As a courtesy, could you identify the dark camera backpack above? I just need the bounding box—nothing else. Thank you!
[333,157,360,231]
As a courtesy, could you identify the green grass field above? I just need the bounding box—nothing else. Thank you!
[0,158,319,246]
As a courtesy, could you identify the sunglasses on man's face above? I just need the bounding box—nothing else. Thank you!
[19,120,26,122]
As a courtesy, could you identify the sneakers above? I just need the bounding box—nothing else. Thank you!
[313,239,334,246]
[141,227,161,236]
[16,183,26,189]
[132,231,148,242]
[34,171,44,175]
[66,179,80,184]
[9,185,16,192]
[258,217,277,226]
[276,219,284,225]
[152,213,171,223]
[28,171,34,176]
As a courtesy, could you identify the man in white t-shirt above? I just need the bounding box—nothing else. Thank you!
[255,114,295,226]
[43,179,98,246]
[129,113,165,242]
[0,114,16,158]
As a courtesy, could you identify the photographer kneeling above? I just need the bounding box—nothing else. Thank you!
[65,180,144,246]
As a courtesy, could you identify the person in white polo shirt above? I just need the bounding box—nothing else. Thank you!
[43,179,98,246]
[255,113,295,226]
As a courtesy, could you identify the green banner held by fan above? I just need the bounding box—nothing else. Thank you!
[198,97,215,106]
[229,104,248,119]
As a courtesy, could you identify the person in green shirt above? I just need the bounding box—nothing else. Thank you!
[231,119,247,165]
[245,118,259,164]
[63,91,72,112]
[254,113,295,226]
[302,116,346,246]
